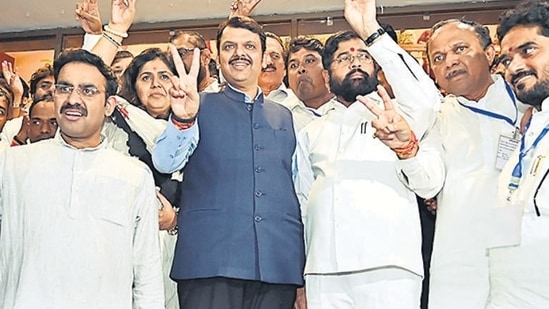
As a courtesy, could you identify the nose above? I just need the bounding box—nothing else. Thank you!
[506,54,526,78]
[298,64,306,74]
[444,52,460,69]
[349,55,361,69]
[67,87,81,102]
[151,75,161,88]
[39,121,51,134]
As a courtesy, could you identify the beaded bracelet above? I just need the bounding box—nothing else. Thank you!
[102,32,122,48]
[103,25,129,38]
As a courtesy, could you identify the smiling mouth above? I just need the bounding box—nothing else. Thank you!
[512,71,536,89]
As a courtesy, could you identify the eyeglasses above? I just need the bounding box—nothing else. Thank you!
[54,84,104,99]
[333,52,373,66]
[177,47,205,57]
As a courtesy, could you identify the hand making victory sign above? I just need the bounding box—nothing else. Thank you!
[357,85,418,156]
[167,44,200,120]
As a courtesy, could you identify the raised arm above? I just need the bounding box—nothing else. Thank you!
[152,44,201,174]
[229,0,262,18]
[344,0,441,137]
[90,0,136,66]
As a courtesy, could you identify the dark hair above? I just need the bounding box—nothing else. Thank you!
[380,22,398,43]
[208,58,219,81]
[119,48,177,108]
[266,31,286,52]
[112,50,134,65]
[29,64,54,96]
[322,30,363,69]
[53,49,118,98]
[216,16,266,54]
[286,35,324,68]
[498,0,549,42]
[169,30,208,49]
[429,18,492,51]
[28,94,54,117]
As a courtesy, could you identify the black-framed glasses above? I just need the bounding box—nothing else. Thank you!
[177,47,205,57]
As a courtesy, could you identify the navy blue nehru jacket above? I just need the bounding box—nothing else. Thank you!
[171,86,305,286]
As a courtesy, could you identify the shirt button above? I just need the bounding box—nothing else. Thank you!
[254,144,262,151]
[246,104,253,111]
[254,216,263,222]
[255,190,263,197]
[255,166,263,173]
[253,123,260,129]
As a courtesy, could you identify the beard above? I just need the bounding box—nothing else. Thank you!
[330,68,378,104]
[516,78,549,109]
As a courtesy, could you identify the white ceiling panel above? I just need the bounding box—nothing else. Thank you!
[1,0,510,33]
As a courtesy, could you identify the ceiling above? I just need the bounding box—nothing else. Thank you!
[2,0,513,34]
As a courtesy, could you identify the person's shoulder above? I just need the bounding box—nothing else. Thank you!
[264,97,292,115]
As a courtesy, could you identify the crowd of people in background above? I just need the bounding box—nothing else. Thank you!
[2,0,549,308]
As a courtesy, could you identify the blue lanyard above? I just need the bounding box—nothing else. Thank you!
[458,82,518,127]
[508,118,549,190]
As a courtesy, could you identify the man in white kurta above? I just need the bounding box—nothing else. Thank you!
[0,48,164,309]
[486,3,549,307]
[294,17,443,306]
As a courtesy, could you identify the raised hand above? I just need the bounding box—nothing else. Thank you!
[2,61,23,103]
[229,0,262,18]
[344,0,380,40]
[75,0,102,34]
[109,0,136,33]
[168,44,200,120]
[357,85,415,149]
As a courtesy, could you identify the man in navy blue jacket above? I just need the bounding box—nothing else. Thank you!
[152,16,305,309]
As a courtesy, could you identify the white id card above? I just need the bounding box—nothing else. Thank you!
[496,134,520,170]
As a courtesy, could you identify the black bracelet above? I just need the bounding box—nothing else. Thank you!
[13,135,26,145]
[171,113,197,124]
[365,28,386,46]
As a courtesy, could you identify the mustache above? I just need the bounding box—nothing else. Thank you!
[60,103,88,117]
[229,56,252,65]
[345,68,370,80]
[262,64,276,72]
[511,70,537,87]
[446,69,467,80]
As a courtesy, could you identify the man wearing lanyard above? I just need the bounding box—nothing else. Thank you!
[344,1,523,308]
[486,1,549,307]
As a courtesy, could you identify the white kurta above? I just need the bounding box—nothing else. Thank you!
[487,98,549,308]
[0,135,164,309]
[294,94,443,277]
[268,84,334,133]
[429,75,520,309]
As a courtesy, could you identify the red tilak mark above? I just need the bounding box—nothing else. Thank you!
[350,47,355,52]
[509,47,513,52]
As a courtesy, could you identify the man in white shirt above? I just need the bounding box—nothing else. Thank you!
[293,18,443,307]
[285,36,336,132]
[344,1,523,308]
[487,1,549,307]
[0,49,164,309]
